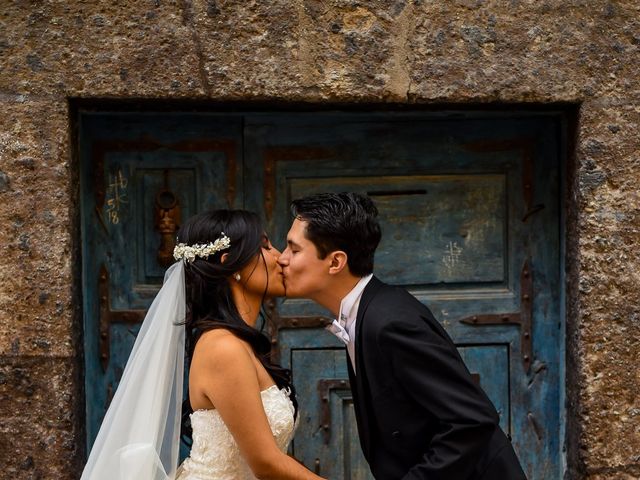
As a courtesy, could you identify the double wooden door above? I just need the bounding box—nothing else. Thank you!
[80,111,564,479]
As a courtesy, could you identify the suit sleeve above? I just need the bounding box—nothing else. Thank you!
[377,312,499,480]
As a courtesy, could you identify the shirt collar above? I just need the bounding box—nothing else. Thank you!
[338,274,373,326]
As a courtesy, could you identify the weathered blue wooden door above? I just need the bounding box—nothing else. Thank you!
[244,113,563,480]
[79,113,244,453]
[81,111,563,480]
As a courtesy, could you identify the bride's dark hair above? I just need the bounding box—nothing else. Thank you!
[177,209,297,444]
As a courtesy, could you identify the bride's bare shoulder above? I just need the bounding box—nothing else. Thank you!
[193,329,253,364]
[189,329,260,410]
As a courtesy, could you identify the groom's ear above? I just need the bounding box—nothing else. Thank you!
[328,251,348,275]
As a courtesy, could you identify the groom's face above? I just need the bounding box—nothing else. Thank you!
[278,218,332,299]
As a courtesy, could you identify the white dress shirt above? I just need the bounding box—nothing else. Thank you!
[325,274,373,373]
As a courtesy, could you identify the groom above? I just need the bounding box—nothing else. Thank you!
[278,192,527,480]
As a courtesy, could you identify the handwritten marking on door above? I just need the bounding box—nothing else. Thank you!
[106,170,128,224]
[442,241,463,275]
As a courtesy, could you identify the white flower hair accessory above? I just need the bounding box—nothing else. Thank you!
[173,232,231,263]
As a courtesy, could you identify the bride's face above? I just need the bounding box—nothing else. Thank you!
[236,236,286,298]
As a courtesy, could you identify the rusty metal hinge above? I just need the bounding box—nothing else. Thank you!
[460,258,533,373]
[98,264,146,371]
[317,379,351,445]
[263,299,334,363]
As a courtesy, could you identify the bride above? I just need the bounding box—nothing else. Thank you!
[81,210,325,480]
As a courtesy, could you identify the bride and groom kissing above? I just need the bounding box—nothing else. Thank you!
[82,192,526,480]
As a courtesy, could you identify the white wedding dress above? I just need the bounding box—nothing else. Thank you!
[176,385,296,480]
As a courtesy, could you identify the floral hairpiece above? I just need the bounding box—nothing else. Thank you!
[173,233,231,263]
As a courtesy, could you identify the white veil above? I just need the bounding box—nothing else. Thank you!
[81,261,186,480]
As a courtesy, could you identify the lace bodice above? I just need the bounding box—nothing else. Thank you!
[176,385,296,480]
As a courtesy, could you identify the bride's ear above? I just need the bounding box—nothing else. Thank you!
[220,253,229,264]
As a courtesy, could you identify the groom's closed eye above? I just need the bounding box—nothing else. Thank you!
[287,242,301,253]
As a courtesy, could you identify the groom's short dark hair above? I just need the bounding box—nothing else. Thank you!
[291,192,381,276]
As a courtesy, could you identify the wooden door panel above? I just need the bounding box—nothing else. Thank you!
[288,174,507,286]
[289,349,373,480]
[80,113,243,448]
[105,159,214,308]
[80,112,562,480]
[246,113,562,480]
[136,167,199,284]
[458,345,510,433]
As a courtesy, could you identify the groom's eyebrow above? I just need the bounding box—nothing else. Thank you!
[287,239,302,249]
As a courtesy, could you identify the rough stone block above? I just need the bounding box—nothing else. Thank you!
[0,355,82,480]
[0,1,206,97]
[0,98,75,357]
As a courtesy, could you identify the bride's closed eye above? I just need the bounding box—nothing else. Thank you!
[261,235,272,250]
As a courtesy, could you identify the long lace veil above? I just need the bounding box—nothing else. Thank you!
[81,261,186,480]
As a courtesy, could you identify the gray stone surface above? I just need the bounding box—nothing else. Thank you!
[0,356,83,479]
[0,1,639,478]
[0,99,74,358]
[0,1,206,97]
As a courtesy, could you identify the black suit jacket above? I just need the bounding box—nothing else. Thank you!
[348,276,527,480]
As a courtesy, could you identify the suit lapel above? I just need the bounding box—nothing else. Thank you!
[351,276,384,460]
[355,276,383,344]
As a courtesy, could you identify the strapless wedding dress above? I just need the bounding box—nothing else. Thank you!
[176,385,296,480]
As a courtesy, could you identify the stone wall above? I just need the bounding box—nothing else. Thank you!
[0,1,638,478]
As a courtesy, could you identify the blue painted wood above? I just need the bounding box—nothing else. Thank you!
[457,345,510,433]
[290,349,373,480]
[245,112,563,479]
[81,111,563,480]
[79,113,244,459]
[288,174,506,285]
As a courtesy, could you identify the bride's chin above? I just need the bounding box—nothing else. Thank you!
[267,285,286,298]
